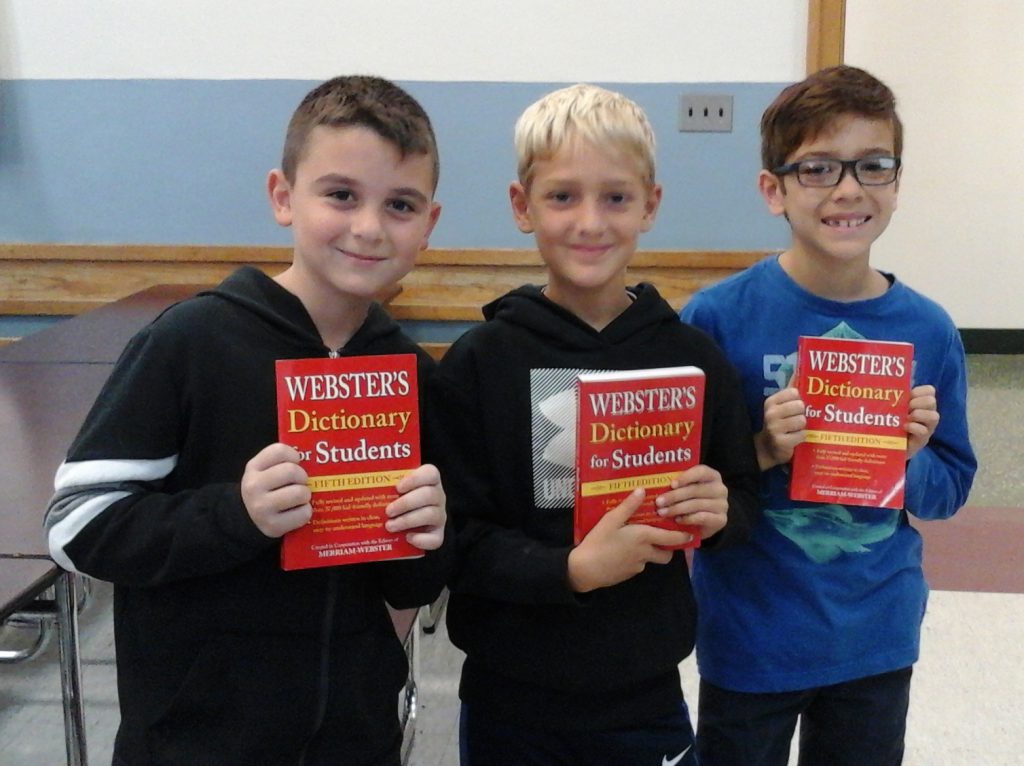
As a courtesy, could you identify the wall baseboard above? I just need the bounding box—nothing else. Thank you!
[960,329,1024,355]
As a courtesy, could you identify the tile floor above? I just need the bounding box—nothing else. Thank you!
[2,355,1021,765]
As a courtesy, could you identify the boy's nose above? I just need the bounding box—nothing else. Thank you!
[350,206,384,240]
[576,200,606,234]
[832,167,865,198]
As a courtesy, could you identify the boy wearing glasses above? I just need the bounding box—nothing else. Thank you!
[680,66,976,765]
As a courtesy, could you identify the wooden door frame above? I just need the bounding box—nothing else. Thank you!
[807,0,846,72]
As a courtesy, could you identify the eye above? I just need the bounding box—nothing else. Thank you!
[606,192,629,205]
[863,157,894,170]
[387,198,417,214]
[798,160,837,178]
[540,188,574,205]
[328,189,355,203]
[857,157,896,175]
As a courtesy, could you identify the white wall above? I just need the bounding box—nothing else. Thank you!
[1,0,806,82]
[846,1,1024,329]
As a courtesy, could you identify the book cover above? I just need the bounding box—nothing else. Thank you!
[574,366,705,549]
[275,353,423,570]
[790,336,914,509]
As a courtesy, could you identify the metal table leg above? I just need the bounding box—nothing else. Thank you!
[54,570,88,766]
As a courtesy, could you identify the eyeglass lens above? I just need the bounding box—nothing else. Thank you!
[795,158,898,187]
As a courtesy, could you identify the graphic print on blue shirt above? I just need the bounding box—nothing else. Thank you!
[764,321,901,564]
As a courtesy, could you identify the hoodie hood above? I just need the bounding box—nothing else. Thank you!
[482,282,680,351]
[198,266,404,357]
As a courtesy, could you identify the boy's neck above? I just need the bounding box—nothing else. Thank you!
[778,248,890,302]
[542,282,634,332]
[274,268,372,352]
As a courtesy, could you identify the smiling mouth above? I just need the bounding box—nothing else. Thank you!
[571,244,612,254]
[823,216,870,228]
[342,250,385,262]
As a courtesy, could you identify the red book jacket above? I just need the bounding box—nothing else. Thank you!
[574,366,705,548]
[790,336,914,509]
[275,353,422,570]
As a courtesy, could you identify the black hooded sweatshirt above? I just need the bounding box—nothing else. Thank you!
[44,266,451,766]
[432,283,760,731]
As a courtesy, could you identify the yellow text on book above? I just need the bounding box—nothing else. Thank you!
[308,468,413,493]
[581,471,679,497]
[805,430,907,450]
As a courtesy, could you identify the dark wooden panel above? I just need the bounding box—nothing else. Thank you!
[0,560,59,620]
[0,284,204,364]
[0,363,115,558]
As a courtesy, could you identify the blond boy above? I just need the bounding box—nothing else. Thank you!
[432,84,760,766]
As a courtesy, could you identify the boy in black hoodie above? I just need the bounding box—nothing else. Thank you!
[432,84,760,766]
[43,76,451,766]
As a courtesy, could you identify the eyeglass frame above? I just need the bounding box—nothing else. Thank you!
[771,156,902,188]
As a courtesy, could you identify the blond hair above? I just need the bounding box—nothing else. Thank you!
[514,84,656,188]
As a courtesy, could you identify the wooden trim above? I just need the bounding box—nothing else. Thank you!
[418,343,451,361]
[807,0,846,73]
[0,243,292,264]
[0,243,772,319]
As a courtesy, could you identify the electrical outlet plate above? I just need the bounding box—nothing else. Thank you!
[679,94,733,132]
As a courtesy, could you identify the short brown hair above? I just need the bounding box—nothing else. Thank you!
[761,65,903,171]
[281,75,439,190]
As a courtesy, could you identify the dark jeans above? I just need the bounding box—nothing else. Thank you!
[460,702,697,766]
[697,666,913,766]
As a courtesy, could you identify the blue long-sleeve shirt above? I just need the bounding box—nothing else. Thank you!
[680,255,976,692]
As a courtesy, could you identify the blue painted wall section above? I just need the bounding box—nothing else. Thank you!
[0,79,791,249]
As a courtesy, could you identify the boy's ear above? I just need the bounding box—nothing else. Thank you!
[640,183,663,232]
[509,182,535,233]
[420,202,443,250]
[267,169,293,227]
[758,169,788,217]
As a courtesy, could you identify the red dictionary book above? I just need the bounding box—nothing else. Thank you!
[275,353,423,570]
[574,366,705,549]
[790,336,914,509]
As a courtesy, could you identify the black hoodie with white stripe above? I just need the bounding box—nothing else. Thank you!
[45,266,450,766]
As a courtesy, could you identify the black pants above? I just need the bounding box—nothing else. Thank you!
[697,666,913,766]
[460,701,696,766]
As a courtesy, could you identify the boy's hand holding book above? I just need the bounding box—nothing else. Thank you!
[757,383,938,470]
[385,463,447,552]
[906,385,938,460]
[755,387,807,471]
[655,464,730,540]
[567,489,692,594]
[241,442,314,538]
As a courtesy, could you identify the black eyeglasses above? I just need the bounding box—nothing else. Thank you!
[772,156,901,188]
